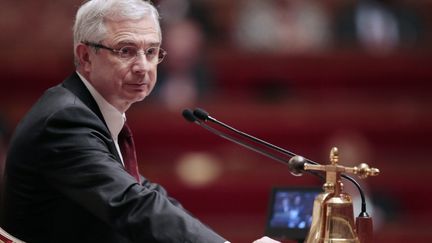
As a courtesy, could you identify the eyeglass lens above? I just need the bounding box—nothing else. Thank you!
[117,46,165,63]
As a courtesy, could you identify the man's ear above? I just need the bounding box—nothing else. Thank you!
[76,44,92,72]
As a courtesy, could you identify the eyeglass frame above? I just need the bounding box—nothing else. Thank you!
[82,41,167,64]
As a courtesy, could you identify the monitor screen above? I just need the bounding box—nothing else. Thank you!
[265,187,321,240]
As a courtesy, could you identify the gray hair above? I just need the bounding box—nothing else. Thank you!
[73,0,161,65]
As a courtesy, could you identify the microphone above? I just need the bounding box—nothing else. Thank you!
[185,108,369,215]
[194,108,314,163]
[182,109,198,123]
[194,108,295,155]
[183,109,324,181]
[182,109,295,168]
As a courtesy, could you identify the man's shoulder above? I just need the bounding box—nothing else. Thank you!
[31,82,86,116]
[13,76,97,136]
[31,73,95,114]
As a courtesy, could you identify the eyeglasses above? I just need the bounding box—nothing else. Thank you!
[83,41,167,64]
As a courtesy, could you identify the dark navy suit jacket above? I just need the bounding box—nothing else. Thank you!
[1,73,225,243]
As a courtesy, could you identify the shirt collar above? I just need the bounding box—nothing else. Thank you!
[76,71,125,141]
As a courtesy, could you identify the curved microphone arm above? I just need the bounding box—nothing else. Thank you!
[343,174,368,216]
[193,108,319,164]
[183,109,293,166]
[186,108,369,215]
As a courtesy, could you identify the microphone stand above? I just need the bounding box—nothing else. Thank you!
[183,108,378,243]
[192,108,370,216]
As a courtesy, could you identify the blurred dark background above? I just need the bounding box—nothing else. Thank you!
[1,0,432,242]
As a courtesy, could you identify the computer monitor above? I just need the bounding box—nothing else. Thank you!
[265,187,321,241]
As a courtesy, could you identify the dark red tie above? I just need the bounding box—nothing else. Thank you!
[118,123,141,183]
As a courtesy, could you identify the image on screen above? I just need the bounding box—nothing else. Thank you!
[268,189,319,230]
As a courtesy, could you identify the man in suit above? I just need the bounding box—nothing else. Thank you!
[1,0,280,242]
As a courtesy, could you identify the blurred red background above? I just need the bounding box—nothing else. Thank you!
[1,0,432,242]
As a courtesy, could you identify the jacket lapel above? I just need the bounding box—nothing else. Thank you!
[61,72,123,163]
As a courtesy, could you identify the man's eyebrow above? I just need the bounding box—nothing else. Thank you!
[147,42,161,47]
[115,41,161,47]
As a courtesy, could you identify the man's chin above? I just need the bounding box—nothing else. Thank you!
[130,92,149,103]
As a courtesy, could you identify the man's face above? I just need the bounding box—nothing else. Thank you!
[85,17,160,112]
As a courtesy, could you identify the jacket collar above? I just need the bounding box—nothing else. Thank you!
[62,72,106,125]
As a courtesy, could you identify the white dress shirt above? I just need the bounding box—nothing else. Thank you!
[76,71,125,165]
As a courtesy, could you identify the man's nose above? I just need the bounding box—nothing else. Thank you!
[131,53,151,74]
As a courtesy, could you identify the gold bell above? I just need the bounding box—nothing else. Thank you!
[304,147,379,243]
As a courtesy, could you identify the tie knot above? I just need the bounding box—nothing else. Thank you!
[120,123,132,138]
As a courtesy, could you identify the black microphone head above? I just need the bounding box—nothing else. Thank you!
[182,109,197,122]
[288,156,306,176]
[193,108,209,121]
